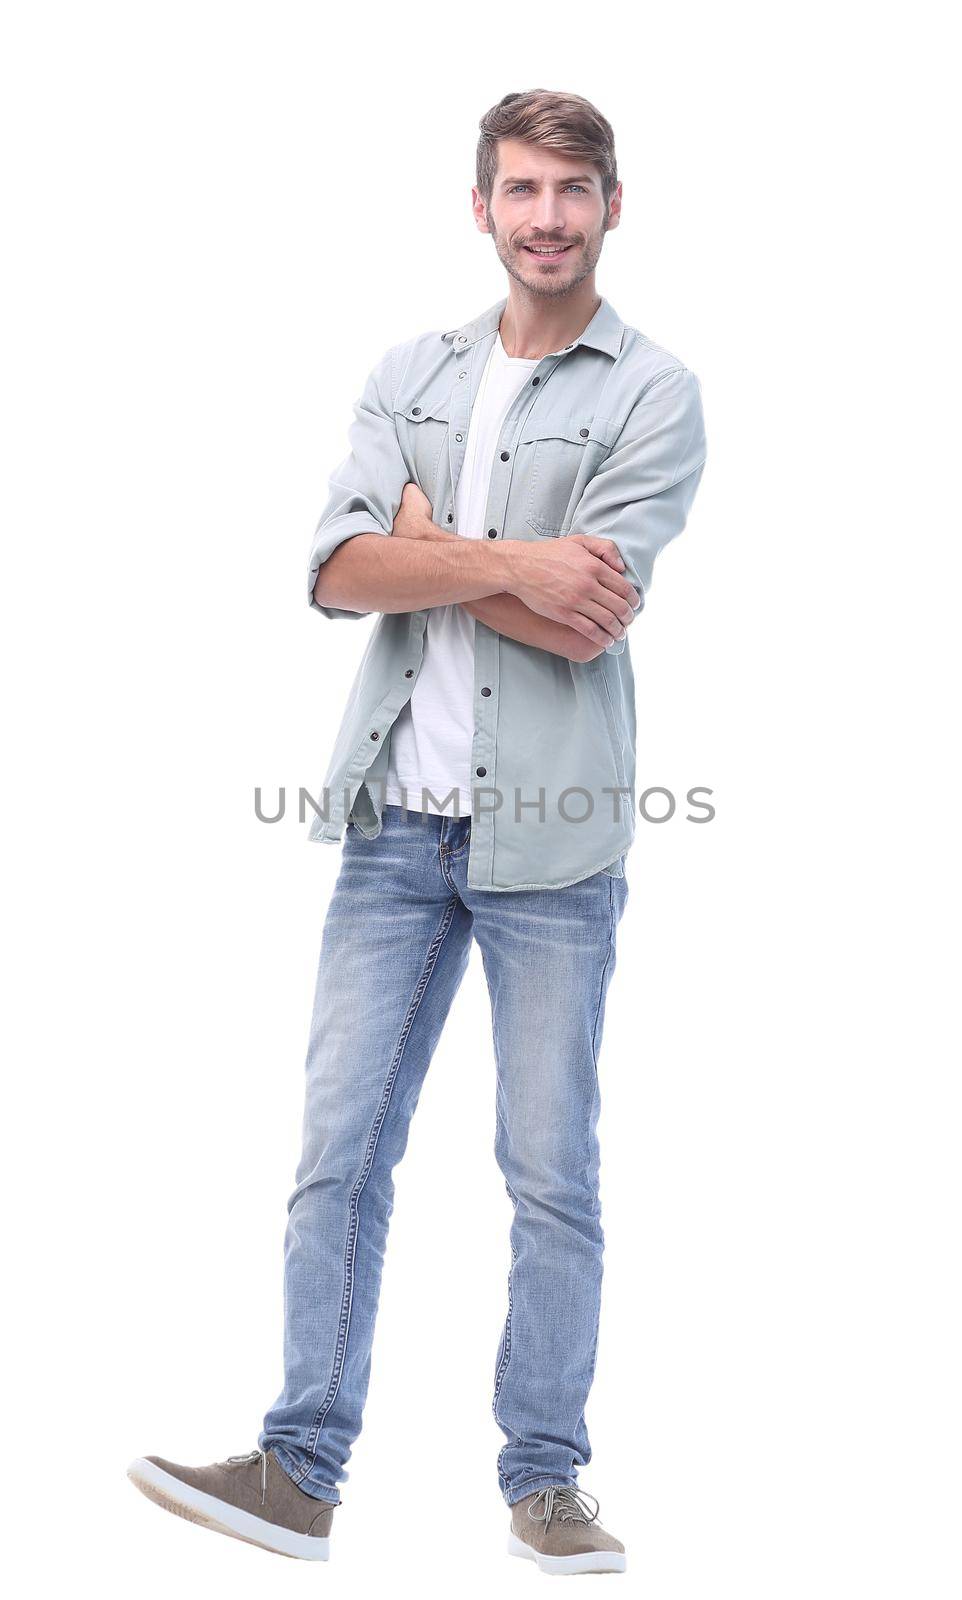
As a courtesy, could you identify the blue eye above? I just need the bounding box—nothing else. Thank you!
[507,183,588,195]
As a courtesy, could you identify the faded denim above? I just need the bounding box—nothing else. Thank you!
[260,804,628,1506]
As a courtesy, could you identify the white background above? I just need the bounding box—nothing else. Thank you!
[2,3,959,1596]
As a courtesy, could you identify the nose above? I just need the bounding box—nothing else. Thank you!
[529,191,565,234]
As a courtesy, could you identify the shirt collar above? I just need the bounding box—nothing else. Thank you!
[442,295,624,360]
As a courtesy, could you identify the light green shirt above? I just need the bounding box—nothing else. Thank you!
[305,295,707,891]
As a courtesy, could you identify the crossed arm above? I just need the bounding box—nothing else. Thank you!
[312,483,641,663]
[310,349,706,659]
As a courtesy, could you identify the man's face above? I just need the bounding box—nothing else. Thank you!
[475,137,621,299]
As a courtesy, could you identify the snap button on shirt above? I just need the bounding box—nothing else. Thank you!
[304,293,708,890]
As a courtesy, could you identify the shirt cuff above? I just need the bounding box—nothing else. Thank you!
[308,512,388,619]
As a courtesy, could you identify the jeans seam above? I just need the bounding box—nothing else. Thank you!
[493,1178,520,1490]
[289,893,460,1490]
[439,831,470,886]
[578,874,615,1466]
[590,875,616,1069]
[271,1444,341,1506]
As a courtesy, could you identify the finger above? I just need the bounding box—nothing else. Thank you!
[595,565,641,609]
[404,480,430,510]
[589,596,631,638]
[571,533,625,571]
[594,564,638,605]
[573,596,630,640]
[562,616,610,648]
[578,543,636,599]
[583,580,635,629]
[598,547,625,571]
[561,607,614,644]
[588,539,625,572]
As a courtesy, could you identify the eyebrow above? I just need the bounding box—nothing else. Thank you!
[500,173,597,187]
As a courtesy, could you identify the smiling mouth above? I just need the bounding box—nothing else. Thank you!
[522,244,574,261]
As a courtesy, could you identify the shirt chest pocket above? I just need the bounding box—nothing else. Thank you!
[518,413,620,536]
[393,395,450,497]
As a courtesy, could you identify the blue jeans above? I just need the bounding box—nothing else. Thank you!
[259,804,628,1507]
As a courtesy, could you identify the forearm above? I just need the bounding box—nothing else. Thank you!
[460,592,603,662]
[367,513,610,659]
[327,490,638,651]
[404,519,605,660]
[312,530,516,613]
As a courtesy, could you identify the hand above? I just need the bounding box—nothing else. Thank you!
[502,538,641,645]
[392,481,441,540]
[566,532,627,574]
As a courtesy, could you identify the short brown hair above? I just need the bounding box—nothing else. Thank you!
[476,89,618,207]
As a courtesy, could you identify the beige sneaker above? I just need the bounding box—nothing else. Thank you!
[509,1485,626,1575]
[127,1447,335,1561]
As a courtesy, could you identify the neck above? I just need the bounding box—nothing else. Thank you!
[498,279,602,360]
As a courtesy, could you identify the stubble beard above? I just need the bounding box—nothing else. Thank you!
[489,218,607,300]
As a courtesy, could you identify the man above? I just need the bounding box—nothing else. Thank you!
[128,88,707,1576]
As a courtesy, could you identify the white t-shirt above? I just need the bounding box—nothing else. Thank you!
[385,333,538,815]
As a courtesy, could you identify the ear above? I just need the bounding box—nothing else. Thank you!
[606,181,623,232]
[472,186,492,234]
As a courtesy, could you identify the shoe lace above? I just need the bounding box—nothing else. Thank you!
[227,1447,267,1505]
[526,1485,600,1529]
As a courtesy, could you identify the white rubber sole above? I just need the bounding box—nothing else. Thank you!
[508,1530,627,1575]
[126,1458,330,1561]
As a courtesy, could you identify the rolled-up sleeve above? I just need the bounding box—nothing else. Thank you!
[568,366,707,655]
[308,343,410,620]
